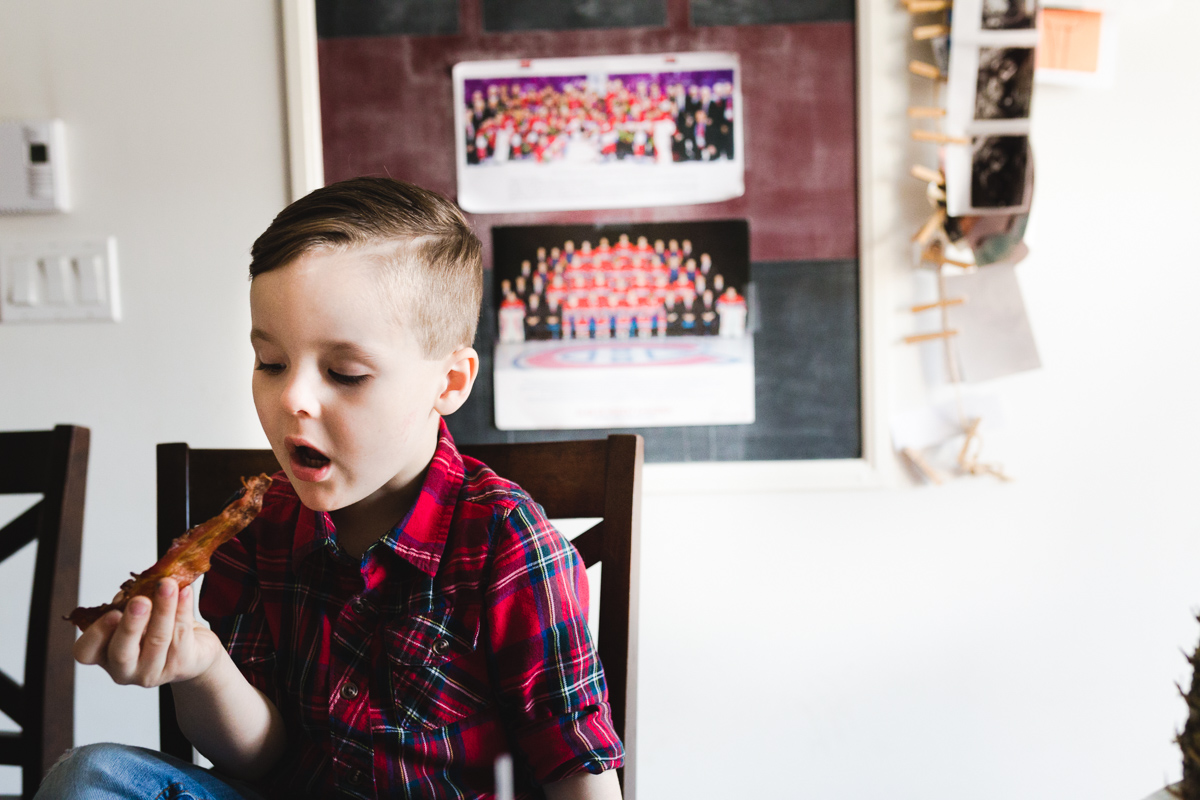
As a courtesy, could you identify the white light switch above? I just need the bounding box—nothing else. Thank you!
[5,256,37,306]
[41,256,71,305]
[0,238,120,322]
[74,253,105,305]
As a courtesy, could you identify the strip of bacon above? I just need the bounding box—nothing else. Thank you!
[66,473,273,631]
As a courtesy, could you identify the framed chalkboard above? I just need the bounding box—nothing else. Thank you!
[279,0,891,487]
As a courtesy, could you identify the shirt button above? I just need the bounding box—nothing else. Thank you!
[340,682,359,700]
[351,598,367,614]
[431,637,450,656]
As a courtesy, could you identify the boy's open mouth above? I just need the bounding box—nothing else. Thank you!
[293,444,330,468]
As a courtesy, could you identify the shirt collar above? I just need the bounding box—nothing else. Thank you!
[291,418,465,576]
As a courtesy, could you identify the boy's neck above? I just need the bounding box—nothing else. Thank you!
[329,469,427,560]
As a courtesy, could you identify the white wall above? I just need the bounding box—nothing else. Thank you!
[2,2,1198,799]
[0,1,287,790]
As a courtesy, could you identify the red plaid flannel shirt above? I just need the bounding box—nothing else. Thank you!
[199,420,623,799]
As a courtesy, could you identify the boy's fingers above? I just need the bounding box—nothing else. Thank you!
[175,584,195,629]
[168,584,199,673]
[137,580,179,683]
[105,596,153,682]
[73,610,121,666]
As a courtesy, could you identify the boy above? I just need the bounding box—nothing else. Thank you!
[47,178,624,800]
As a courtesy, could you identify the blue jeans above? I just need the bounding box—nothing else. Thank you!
[34,743,267,800]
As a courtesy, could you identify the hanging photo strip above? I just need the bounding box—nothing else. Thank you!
[453,52,745,213]
[490,220,754,430]
[944,0,1041,216]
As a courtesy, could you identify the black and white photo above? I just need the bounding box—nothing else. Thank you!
[982,0,1038,30]
[971,135,1030,209]
[975,47,1035,120]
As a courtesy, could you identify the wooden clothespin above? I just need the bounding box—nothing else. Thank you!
[908,60,945,80]
[913,23,951,40]
[956,419,1013,482]
[901,447,947,485]
[912,130,970,145]
[957,418,983,465]
[904,0,953,12]
[910,297,965,313]
[910,164,945,185]
[912,208,947,245]
[920,246,973,269]
[908,106,947,119]
[904,329,958,344]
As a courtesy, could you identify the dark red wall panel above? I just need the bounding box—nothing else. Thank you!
[318,20,857,266]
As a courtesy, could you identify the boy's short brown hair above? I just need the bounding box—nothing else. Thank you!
[249,177,482,358]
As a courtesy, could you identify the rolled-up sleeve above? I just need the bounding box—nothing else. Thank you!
[484,500,624,783]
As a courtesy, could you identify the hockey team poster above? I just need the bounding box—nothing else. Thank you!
[453,52,744,213]
[491,220,754,430]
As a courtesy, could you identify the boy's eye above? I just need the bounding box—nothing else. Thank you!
[328,369,369,387]
[255,361,284,375]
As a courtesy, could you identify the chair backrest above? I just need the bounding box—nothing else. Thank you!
[0,425,89,800]
[156,435,643,797]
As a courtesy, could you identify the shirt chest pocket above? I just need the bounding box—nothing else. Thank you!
[383,604,490,731]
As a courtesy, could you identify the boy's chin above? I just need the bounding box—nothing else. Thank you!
[286,478,345,513]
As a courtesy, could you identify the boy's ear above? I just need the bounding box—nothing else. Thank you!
[434,346,479,416]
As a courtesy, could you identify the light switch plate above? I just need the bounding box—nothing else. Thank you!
[0,238,120,322]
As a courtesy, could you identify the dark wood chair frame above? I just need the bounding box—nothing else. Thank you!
[0,425,89,800]
[156,434,642,797]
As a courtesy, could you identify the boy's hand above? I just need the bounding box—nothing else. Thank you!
[74,578,223,688]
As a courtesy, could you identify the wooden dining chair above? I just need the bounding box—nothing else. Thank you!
[156,434,643,797]
[0,425,89,800]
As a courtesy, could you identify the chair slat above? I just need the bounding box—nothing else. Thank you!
[187,450,282,524]
[0,671,25,728]
[0,731,22,766]
[0,433,52,494]
[569,521,605,568]
[460,440,609,519]
[0,502,41,562]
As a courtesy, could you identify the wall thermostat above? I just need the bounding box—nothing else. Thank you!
[0,120,70,214]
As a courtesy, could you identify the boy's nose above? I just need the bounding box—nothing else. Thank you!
[280,373,320,417]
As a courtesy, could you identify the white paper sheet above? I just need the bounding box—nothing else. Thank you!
[891,393,1006,451]
[493,338,755,430]
[944,261,1041,383]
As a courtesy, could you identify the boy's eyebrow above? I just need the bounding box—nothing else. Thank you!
[323,341,380,365]
[250,331,379,365]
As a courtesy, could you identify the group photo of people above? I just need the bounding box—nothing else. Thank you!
[493,222,751,344]
[463,68,737,167]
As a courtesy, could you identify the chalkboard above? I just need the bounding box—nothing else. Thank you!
[316,0,458,38]
[483,0,666,32]
[445,259,861,462]
[691,0,855,26]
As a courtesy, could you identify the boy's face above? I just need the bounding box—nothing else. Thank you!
[250,246,471,514]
